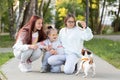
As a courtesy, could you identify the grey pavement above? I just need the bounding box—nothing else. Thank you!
[0,48,12,53]
[94,35,120,41]
[0,53,120,80]
[0,35,120,80]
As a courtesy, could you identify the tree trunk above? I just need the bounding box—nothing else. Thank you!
[89,0,94,32]
[114,0,120,32]
[22,0,37,27]
[0,16,1,33]
[94,0,99,34]
[97,0,106,34]
[7,0,15,39]
[16,0,28,30]
[39,0,44,17]
[43,0,51,18]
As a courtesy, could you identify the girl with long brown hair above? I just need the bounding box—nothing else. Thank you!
[13,15,47,72]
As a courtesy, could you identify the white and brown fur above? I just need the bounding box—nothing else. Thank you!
[75,49,96,78]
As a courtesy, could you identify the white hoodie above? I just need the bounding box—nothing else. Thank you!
[59,26,93,57]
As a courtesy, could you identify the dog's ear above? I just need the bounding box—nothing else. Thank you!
[87,51,92,55]
[81,49,85,56]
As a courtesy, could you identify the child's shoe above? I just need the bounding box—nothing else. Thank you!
[18,62,32,72]
[40,67,47,73]
[18,63,28,72]
[26,62,32,72]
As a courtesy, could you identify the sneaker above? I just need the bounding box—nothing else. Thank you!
[18,63,27,72]
[18,62,32,72]
[40,67,47,73]
[26,62,32,72]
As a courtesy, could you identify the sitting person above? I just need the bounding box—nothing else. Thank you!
[37,26,64,73]
[13,15,47,72]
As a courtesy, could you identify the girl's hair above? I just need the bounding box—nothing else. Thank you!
[16,15,47,44]
[64,13,76,26]
[46,26,57,36]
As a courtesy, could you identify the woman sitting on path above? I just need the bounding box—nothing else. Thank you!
[13,15,47,72]
[48,13,93,74]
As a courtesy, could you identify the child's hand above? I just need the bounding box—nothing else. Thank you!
[48,45,52,50]
[50,49,57,55]
[43,45,51,51]
[76,20,86,29]
[29,45,38,50]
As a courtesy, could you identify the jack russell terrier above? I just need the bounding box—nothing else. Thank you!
[75,49,96,78]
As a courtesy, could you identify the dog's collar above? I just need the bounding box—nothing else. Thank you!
[81,57,89,61]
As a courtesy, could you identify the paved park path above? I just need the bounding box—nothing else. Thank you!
[0,35,120,80]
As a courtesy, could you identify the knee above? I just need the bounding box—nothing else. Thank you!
[48,57,55,65]
[13,49,21,59]
[64,66,74,74]
[48,56,57,65]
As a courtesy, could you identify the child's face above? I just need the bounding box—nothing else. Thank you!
[35,19,43,31]
[48,30,58,42]
[66,17,75,28]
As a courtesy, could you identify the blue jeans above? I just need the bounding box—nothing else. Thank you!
[48,54,79,74]
[41,52,52,70]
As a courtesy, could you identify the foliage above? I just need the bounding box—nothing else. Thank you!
[0,0,119,35]
[102,26,114,34]
[0,0,8,15]
[43,2,54,24]
[1,11,10,32]
[85,38,120,69]
[0,35,15,48]
[0,52,14,66]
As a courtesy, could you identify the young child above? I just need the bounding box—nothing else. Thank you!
[38,26,64,73]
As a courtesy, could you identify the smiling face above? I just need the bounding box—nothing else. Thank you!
[66,17,75,28]
[48,30,58,42]
[34,19,43,31]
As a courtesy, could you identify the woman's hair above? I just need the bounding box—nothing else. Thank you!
[16,15,47,44]
[64,13,76,26]
[46,26,57,36]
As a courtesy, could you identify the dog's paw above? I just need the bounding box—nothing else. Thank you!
[75,72,79,76]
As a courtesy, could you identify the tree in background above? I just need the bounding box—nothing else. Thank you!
[0,0,120,39]
[111,0,120,32]
[89,0,99,34]
[0,0,9,33]
[0,0,53,38]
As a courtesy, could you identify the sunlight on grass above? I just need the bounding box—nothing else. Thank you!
[85,38,120,69]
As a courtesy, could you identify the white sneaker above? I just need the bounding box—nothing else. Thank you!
[26,62,32,71]
[18,62,32,72]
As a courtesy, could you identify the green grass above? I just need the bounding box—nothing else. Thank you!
[0,35,15,48]
[85,38,120,69]
[0,52,14,66]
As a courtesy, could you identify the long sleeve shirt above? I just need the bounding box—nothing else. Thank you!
[13,31,38,52]
[59,26,93,57]
[37,38,64,55]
